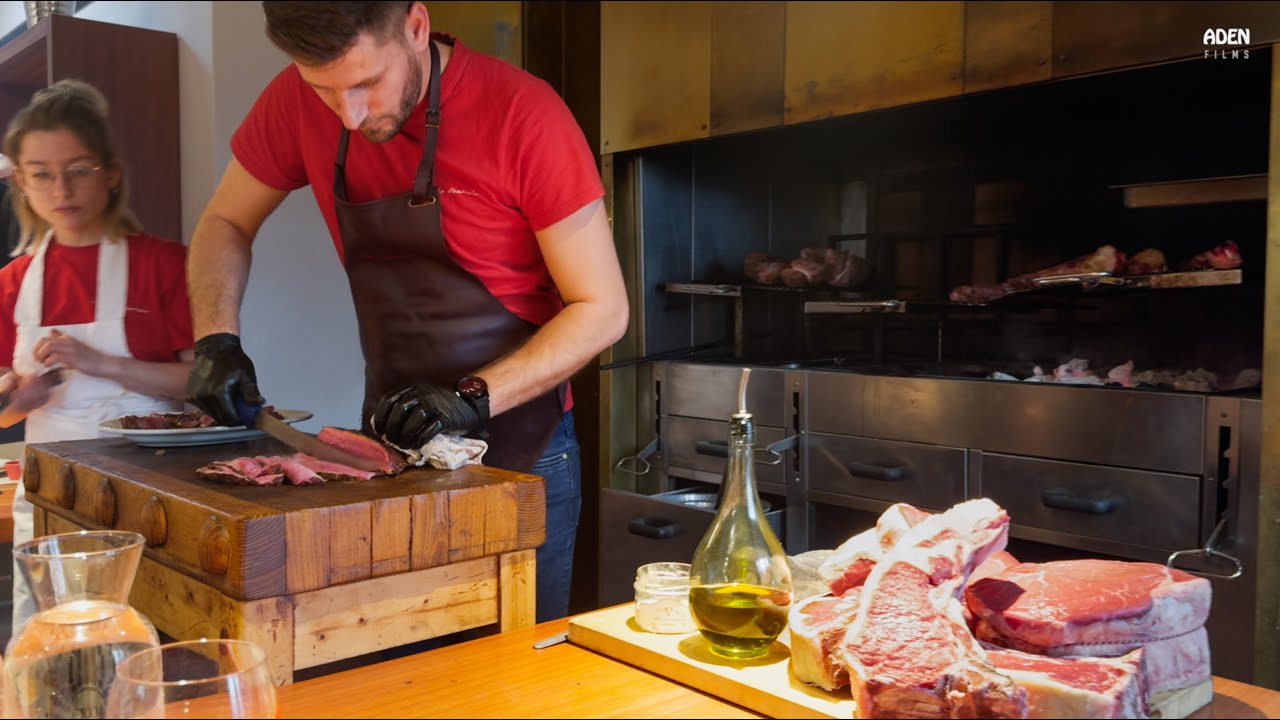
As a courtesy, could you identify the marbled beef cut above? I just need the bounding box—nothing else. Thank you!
[965,560,1211,649]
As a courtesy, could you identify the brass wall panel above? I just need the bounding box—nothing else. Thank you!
[784,1,964,124]
[1258,46,1280,690]
[425,1,523,67]
[964,1,1052,93]
[601,1,712,153]
[710,1,786,136]
[1052,1,1280,78]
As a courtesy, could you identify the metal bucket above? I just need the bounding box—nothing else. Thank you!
[24,1,75,29]
[656,491,773,513]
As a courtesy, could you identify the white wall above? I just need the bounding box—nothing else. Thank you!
[60,1,366,431]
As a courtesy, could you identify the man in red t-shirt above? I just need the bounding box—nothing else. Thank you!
[184,2,627,623]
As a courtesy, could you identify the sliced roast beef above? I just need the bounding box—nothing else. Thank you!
[317,427,407,475]
[119,406,281,430]
[121,410,218,430]
[197,452,378,487]
[197,457,287,486]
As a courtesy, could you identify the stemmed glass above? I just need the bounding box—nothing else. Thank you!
[104,639,277,719]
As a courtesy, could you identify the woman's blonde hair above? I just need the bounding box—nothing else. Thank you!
[2,79,141,256]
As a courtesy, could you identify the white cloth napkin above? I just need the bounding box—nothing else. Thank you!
[395,433,489,471]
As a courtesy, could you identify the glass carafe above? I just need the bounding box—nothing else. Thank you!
[5,530,159,719]
[689,368,793,660]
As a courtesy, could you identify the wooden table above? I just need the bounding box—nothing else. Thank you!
[276,612,1280,719]
[22,436,546,686]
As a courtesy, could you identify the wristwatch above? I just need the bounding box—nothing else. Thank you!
[456,375,490,425]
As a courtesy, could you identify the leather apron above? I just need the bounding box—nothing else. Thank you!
[334,40,564,473]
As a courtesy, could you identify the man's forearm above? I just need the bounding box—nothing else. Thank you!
[478,299,627,417]
[189,214,254,339]
[98,356,194,402]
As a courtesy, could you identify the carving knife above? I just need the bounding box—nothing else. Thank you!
[238,400,387,473]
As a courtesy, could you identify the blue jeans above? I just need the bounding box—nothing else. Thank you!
[531,411,582,623]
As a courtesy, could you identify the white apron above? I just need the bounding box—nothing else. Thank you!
[10,233,180,631]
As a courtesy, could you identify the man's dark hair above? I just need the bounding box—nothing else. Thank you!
[263,1,416,66]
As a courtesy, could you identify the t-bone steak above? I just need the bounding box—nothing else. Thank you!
[836,498,1027,718]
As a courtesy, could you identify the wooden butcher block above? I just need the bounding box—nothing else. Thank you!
[22,436,546,601]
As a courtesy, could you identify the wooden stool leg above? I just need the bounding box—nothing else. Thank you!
[499,549,536,631]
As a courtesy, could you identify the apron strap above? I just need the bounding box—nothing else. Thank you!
[334,40,443,208]
[411,41,443,207]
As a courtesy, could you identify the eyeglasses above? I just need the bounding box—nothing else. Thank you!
[21,163,104,193]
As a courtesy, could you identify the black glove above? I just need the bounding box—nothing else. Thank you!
[186,333,264,427]
[372,383,483,449]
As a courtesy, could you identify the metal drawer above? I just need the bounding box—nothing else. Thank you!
[656,362,789,426]
[806,432,966,511]
[597,488,785,607]
[978,453,1202,554]
[663,415,788,490]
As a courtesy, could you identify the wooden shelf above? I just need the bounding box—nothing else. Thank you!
[0,14,181,242]
[1114,174,1268,208]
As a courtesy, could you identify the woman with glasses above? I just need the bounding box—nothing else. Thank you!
[0,80,195,632]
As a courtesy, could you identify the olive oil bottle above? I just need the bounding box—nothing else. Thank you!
[689,368,793,660]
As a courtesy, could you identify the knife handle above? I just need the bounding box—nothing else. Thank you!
[233,395,263,429]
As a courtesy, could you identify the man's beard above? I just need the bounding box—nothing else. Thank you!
[361,44,424,143]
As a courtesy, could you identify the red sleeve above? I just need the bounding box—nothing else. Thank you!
[230,66,309,191]
[155,241,194,353]
[0,258,29,367]
[506,79,605,232]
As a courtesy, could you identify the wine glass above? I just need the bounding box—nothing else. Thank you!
[105,639,277,719]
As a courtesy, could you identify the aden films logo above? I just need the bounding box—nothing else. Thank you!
[1204,28,1250,59]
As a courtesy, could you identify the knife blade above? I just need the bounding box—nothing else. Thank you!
[252,412,387,473]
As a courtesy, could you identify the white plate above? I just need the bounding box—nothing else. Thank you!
[100,409,314,448]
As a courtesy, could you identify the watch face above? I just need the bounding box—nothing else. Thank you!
[458,376,487,399]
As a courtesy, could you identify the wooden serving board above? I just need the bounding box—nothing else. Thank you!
[568,603,854,719]
[568,604,1211,719]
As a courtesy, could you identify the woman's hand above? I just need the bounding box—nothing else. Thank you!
[33,329,114,378]
[0,369,58,425]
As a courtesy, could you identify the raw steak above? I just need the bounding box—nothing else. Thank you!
[984,646,1150,719]
[818,503,1016,599]
[967,559,1212,697]
[317,426,407,475]
[789,589,863,691]
[965,560,1211,648]
[1181,241,1242,271]
[836,498,1027,718]
[975,622,1211,697]
[818,503,932,595]
[951,245,1123,305]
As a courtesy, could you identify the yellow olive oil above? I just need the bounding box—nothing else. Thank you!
[689,583,790,659]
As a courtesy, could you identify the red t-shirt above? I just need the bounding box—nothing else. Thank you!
[231,34,605,329]
[0,232,194,366]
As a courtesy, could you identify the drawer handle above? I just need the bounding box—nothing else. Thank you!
[695,441,730,458]
[695,440,790,466]
[847,462,907,482]
[628,516,682,540]
[1041,489,1115,515]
